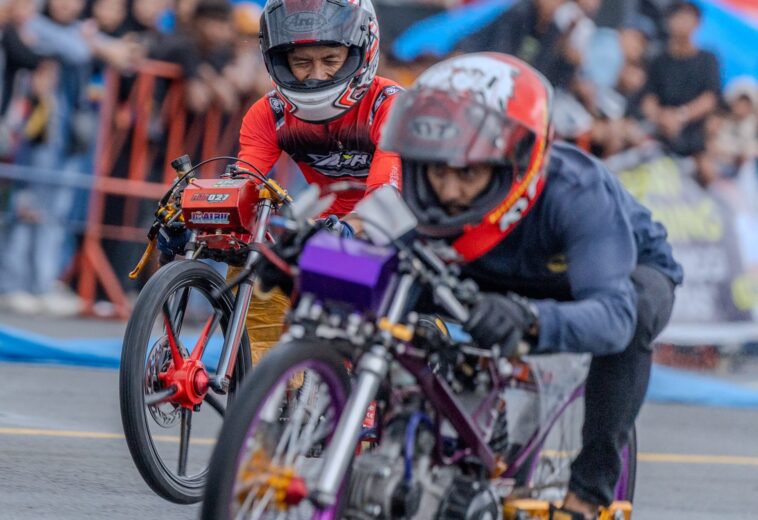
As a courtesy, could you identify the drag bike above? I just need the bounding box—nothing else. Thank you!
[200,186,636,520]
[119,154,292,503]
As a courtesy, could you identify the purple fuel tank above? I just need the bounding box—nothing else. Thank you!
[297,231,399,314]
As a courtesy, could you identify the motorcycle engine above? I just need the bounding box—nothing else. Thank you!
[435,474,503,520]
[345,419,438,520]
[344,420,502,520]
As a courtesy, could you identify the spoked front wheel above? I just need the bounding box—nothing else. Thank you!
[202,339,352,520]
[119,260,252,503]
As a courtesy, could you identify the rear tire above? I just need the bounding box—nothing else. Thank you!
[518,417,637,503]
[619,425,637,501]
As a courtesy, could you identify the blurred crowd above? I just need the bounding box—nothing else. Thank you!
[0,0,757,318]
[0,0,270,316]
[423,0,758,188]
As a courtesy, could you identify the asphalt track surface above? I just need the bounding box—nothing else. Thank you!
[1,314,758,519]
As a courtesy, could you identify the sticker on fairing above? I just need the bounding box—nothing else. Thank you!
[213,179,244,187]
[190,211,231,224]
[191,193,231,202]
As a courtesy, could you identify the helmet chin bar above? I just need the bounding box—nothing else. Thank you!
[278,83,352,123]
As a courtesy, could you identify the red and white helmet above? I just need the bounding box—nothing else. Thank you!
[380,53,554,262]
[259,0,380,123]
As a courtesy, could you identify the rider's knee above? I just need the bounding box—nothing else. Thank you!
[628,265,676,353]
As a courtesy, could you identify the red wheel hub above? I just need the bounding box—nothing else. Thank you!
[155,311,218,409]
[158,358,209,409]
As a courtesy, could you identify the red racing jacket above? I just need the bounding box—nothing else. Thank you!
[238,76,403,217]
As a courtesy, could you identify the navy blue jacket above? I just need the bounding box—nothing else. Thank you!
[463,141,683,356]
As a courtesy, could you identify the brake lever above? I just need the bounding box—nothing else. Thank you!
[129,219,162,280]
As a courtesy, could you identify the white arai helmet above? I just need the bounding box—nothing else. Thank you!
[259,0,381,123]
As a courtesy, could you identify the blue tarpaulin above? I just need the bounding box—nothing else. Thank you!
[4,324,758,408]
[693,0,758,84]
[647,364,758,408]
[391,0,513,61]
[0,326,224,370]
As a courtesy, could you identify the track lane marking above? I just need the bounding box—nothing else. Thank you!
[0,426,215,445]
[2,427,758,465]
[637,453,758,466]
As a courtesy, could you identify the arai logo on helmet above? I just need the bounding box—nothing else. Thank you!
[410,116,459,140]
[418,56,518,111]
[284,12,327,33]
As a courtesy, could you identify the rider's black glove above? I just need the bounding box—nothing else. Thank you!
[256,250,296,296]
[464,293,538,357]
[255,220,330,296]
[319,214,355,238]
[157,223,190,265]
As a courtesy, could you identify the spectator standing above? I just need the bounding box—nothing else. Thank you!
[88,0,131,38]
[0,0,44,157]
[641,1,720,183]
[0,57,73,315]
[179,0,238,114]
[224,2,270,102]
[0,0,138,315]
[611,17,656,152]
[555,0,602,68]
[594,0,639,27]
[1,0,90,315]
[129,0,178,59]
[456,0,576,89]
[616,15,656,118]
[175,0,201,33]
[84,0,138,104]
[709,77,758,178]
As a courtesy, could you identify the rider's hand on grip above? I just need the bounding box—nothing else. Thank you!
[157,223,191,264]
[254,221,326,296]
[319,214,355,238]
[464,292,538,357]
[255,252,295,297]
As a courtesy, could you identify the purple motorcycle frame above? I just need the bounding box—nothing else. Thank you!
[394,349,632,500]
[295,230,634,508]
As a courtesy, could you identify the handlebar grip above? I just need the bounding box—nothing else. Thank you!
[171,155,192,176]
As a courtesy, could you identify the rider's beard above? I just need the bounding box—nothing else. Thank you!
[441,202,470,216]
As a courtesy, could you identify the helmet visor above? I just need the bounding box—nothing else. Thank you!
[263,0,367,50]
[381,90,537,173]
[268,44,363,92]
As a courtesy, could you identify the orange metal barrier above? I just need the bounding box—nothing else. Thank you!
[76,60,250,318]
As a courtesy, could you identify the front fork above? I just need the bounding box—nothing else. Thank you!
[312,345,389,506]
[210,199,273,393]
[311,272,415,505]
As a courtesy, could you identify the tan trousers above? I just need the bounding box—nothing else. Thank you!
[227,267,291,364]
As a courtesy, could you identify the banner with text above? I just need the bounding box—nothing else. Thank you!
[608,146,758,331]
